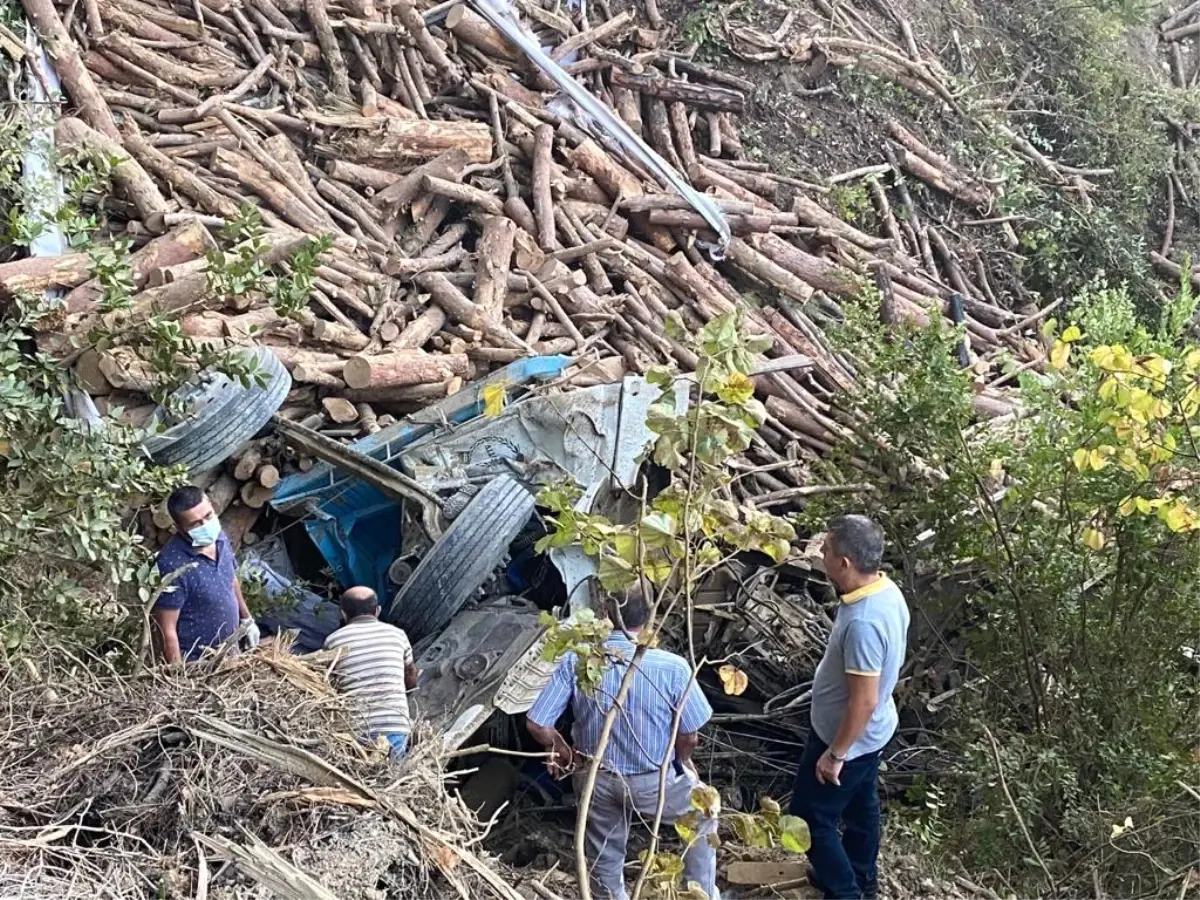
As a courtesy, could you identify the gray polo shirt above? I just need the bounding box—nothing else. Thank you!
[810,575,910,760]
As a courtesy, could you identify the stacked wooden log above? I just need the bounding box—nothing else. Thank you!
[1158,4,1200,278]
[8,0,1049,525]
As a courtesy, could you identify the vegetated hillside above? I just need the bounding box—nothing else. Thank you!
[648,2,1200,897]
[666,0,1189,315]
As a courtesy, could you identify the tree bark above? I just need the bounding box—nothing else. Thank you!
[419,173,505,215]
[725,237,816,304]
[372,147,472,214]
[890,143,989,209]
[312,317,370,351]
[611,66,745,113]
[416,271,530,351]
[55,117,169,220]
[392,0,457,78]
[327,116,491,166]
[99,348,157,392]
[341,382,450,403]
[446,4,520,62]
[343,350,470,389]
[211,147,329,235]
[292,366,347,389]
[100,32,248,89]
[356,402,380,433]
[326,159,404,191]
[0,253,93,300]
[122,122,243,220]
[532,124,558,251]
[390,304,446,349]
[564,138,643,200]
[475,215,517,323]
[306,0,351,98]
[19,0,121,139]
[125,233,311,319]
[208,473,240,517]
[792,195,893,252]
[750,233,859,297]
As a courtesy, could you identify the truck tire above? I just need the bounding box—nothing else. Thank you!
[142,348,291,475]
[386,475,535,641]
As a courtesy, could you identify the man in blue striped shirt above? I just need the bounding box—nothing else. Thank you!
[526,587,716,900]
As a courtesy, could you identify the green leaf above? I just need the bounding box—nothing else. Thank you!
[690,784,722,817]
[643,555,674,584]
[674,810,702,844]
[640,511,677,548]
[597,554,637,591]
[664,310,688,341]
[716,371,755,405]
[612,531,639,564]
[744,333,774,356]
[779,815,812,853]
[646,365,676,388]
[762,537,792,563]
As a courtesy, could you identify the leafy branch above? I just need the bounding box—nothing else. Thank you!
[534,312,802,900]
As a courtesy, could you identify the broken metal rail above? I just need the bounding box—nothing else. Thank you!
[270,414,445,540]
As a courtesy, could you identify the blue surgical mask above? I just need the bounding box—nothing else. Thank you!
[188,518,222,548]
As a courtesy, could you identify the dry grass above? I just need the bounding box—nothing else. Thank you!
[0,639,522,900]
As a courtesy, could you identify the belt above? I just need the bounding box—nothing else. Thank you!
[597,759,687,778]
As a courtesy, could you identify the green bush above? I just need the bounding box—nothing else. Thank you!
[804,286,1200,896]
[0,304,183,658]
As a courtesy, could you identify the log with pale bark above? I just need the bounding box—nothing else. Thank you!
[343,350,471,389]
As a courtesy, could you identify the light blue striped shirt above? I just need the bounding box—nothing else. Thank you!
[527,636,713,775]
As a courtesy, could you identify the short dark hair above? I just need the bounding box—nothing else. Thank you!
[167,485,206,523]
[827,514,885,573]
[340,587,379,619]
[606,582,650,631]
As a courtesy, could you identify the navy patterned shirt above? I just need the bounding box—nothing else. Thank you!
[155,533,240,661]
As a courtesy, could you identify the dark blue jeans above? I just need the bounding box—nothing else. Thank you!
[788,731,882,900]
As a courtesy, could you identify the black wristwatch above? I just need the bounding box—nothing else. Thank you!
[827,748,848,762]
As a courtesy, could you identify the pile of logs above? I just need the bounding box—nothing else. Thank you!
[3,0,1054,545]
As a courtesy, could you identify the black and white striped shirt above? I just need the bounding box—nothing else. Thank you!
[324,617,414,736]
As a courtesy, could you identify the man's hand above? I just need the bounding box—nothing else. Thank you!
[241,617,261,649]
[815,749,844,786]
[547,734,578,778]
[527,719,577,778]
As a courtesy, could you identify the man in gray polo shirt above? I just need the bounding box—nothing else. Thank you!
[791,515,910,900]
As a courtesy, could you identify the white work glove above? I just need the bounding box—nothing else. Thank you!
[241,617,261,650]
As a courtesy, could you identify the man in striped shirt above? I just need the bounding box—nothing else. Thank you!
[324,586,419,757]
[526,588,716,900]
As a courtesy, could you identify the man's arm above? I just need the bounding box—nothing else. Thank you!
[153,607,183,665]
[674,730,699,767]
[828,673,880,759]
[675,666,714,771]
[526,658,576,774]
[402,634,419,689]
[233,573,250,619]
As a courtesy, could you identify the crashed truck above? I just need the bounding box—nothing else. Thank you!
[219,354,687,747]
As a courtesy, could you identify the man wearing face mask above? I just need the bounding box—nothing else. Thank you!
[153,485,260,664]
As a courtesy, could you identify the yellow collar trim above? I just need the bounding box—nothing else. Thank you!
[842,575,891,604]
